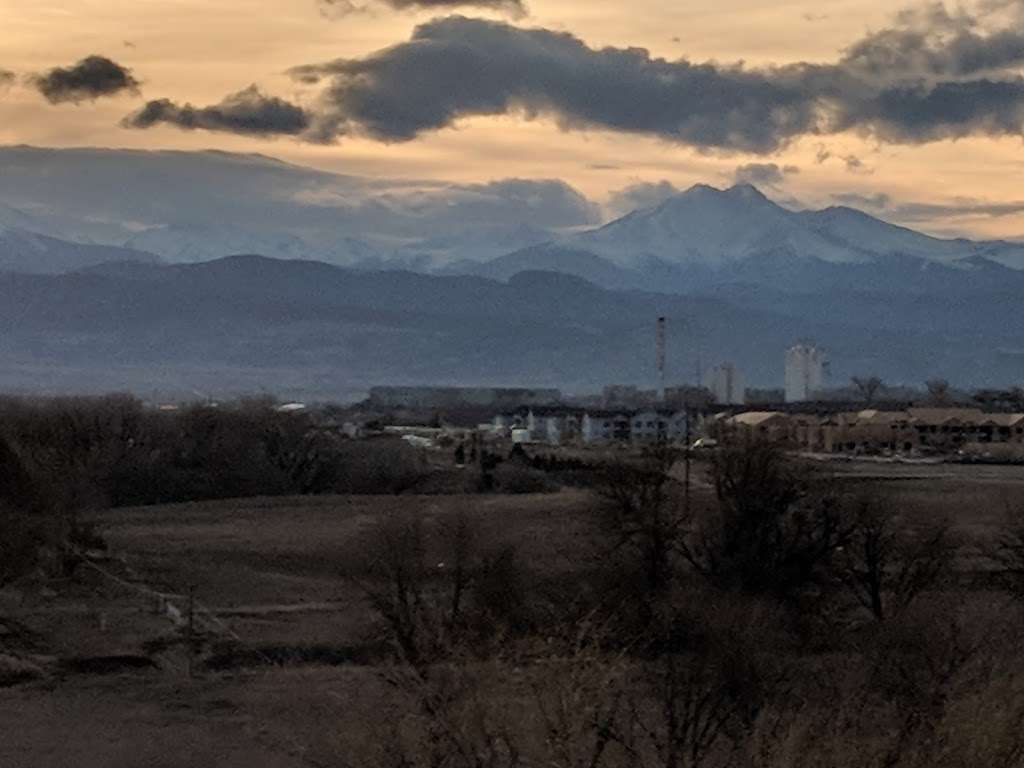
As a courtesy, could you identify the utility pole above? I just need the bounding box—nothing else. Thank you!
[683,405,692,519]
[187,584,196,679]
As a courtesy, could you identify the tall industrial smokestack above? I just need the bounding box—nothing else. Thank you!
[656,316,666,402]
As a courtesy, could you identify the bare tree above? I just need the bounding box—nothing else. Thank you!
[925,379,952,407]
[0,435,51,590]
[613,601,790,768]
[353,509,523,667]
[988,503,1024,602]
[681,441,851,602]
[838,493,958,622]
[851,376,883,405]
[594,446,684,608]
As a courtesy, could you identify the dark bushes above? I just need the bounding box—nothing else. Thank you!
[0,395,434,508]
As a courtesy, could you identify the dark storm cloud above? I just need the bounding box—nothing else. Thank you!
[123,86,311,136]
[283,10,1024,152]
[33,56,140,104]
[733,163,798,186]
[836,78,1024,143]
[0,70,14,91]
[319,0,525,16]
[292,17,822,152]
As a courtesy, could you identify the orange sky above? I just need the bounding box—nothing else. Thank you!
[3,0,1024,239]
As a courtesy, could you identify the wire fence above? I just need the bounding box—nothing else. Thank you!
[73,549,274,669]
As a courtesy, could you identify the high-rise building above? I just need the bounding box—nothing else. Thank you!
[784,344,826,402]
[704,363,745,405]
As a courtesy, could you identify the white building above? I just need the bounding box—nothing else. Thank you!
[527,408,582,446]
[581,411,631,443]
[630,410,690,443]
[704,363,745,405]
[785,343,826,403]
[580,409,689,444]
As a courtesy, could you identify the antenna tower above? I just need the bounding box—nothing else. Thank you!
[656,316,666,402]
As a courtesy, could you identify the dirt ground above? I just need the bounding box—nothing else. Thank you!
[3,463,1024,767]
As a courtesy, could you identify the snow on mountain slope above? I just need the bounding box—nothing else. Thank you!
[569,184,873,267]
[126,224,316,263]
[796,205,1024,267]
[444,243,642,287]
[565,183,1024,270]
[0,227,161,274]
[124,224,382,266]
[0,203,56,237]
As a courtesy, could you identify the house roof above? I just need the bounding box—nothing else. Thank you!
[730,411,787,427]
[906,407,986,426]
[980,413,1024,427]
[855,409,908,425]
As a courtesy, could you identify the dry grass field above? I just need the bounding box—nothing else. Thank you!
[3,460,1024,767]
[827,460,1024,543]
[0,490,600,768]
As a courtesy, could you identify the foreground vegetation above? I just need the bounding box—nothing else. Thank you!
[325,446,1024,768]
[5,396,1024,766]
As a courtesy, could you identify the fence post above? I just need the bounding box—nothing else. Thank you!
[187,585,196,678]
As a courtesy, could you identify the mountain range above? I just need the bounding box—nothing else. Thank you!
[0,250,1021,400]
[2,147,1024,398]
[453,184,1024,295]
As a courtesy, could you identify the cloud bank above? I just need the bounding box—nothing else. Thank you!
[34,56,140,104]
[833,191,1024,222]
[0,146,597,247]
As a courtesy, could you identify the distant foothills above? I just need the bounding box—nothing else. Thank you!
[2,146,1024,399]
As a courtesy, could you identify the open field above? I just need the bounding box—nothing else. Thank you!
[4,461,1024,767]
[826,459,1024,540]
[0,491,602,768]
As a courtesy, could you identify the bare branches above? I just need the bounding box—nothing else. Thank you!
[852,376,884,405]
[989,504,1024,602]
[688,442,852,601]
[838,492,958,622]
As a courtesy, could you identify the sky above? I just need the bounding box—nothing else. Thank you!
[4,0,1024,239]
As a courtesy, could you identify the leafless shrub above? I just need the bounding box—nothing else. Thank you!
[612,598,791,768]
[491,463,557,495]
[352,509,532,667]
[0,435,53,589]
[328,439,432,495]
[988,503,1024,602]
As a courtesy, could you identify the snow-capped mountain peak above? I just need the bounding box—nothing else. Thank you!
[562,183,1024,271]
[570,183,857,268]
